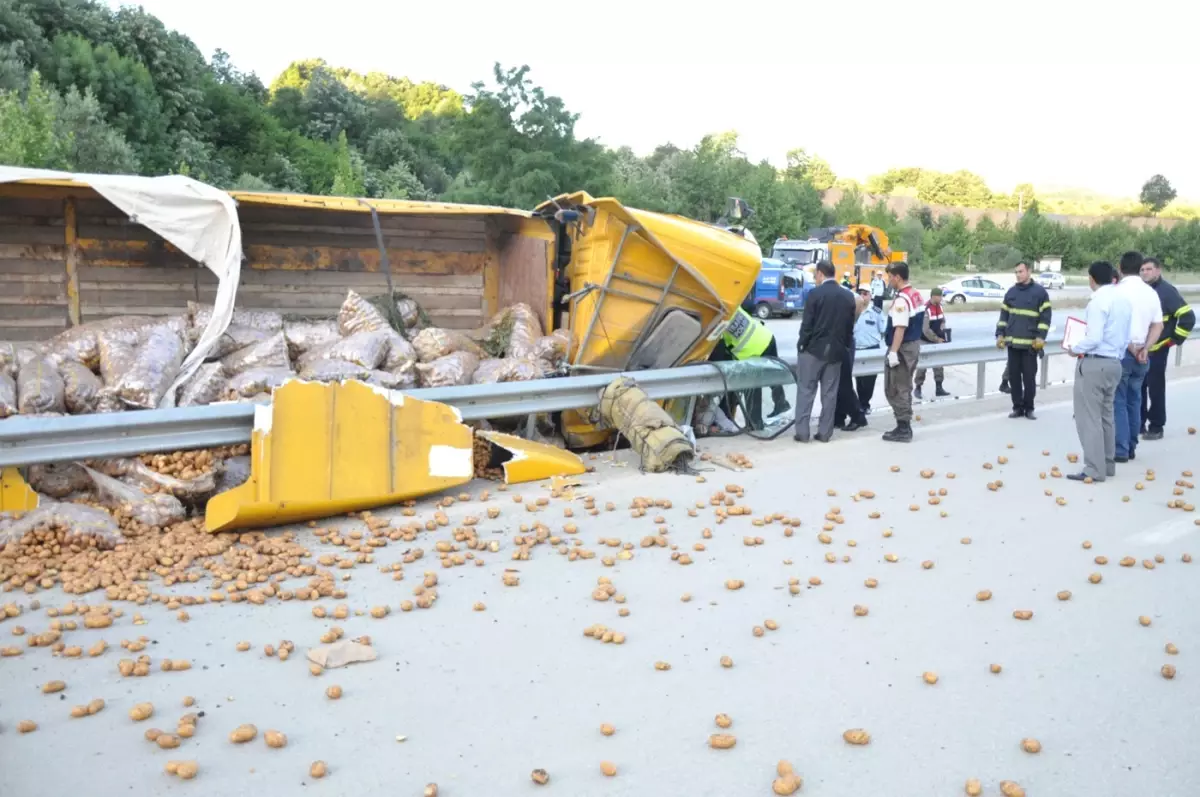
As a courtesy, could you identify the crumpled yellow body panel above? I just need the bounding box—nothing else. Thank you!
[476,430,586,484]
[0,467,38,512]
[206,380,474,532]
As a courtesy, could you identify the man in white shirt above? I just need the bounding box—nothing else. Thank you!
[1112,251,1163,462]
[1066,261,1132,482]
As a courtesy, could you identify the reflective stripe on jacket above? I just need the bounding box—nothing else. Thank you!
[1149,278,1195,352]
[996,281,1051,347]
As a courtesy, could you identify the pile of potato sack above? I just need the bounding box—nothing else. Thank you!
[0,290,571,419]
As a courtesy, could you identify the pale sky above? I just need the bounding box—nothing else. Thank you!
[115,0,1200,198]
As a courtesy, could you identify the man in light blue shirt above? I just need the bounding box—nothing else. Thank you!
[853,286,885,415]
[1066,261,1132,482]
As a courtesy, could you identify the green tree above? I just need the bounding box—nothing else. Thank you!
[936,244,960,267]
[0,70,61,167]
[330,130,365,196]
[1015,201,1069,262]
[1140,174,1177,215]
[54,84,139,173]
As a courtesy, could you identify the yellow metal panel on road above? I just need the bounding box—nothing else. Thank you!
[476,431,587,484]
[205,380,474,532]
[0,467,38,512]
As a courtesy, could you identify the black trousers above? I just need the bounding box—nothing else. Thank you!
[1141,347,1169,432]
[833,348,866,427]
[856,374,878,412]
[1007,346,1039,412]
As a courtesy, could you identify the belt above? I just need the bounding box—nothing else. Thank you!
[1080,353,1115,359]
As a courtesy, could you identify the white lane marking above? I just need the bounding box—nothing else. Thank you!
[1125,516,1200,546]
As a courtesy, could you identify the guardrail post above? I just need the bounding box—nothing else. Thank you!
[976,362,986,399]
[1176,346,1183,368]
[1039,353,1049,389]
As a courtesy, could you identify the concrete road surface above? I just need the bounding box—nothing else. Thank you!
[3,377,1200,796]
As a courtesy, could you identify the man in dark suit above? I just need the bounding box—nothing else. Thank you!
[794,259,856,443]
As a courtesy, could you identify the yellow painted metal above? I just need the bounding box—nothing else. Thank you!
[0,468,38,513]
[229,190,533,218]
[476,430,587,484]
[63,197,81,326]
[537,192,761,447]
[205,380,475,532]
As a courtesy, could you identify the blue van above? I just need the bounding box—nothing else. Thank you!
[745,258,808,319]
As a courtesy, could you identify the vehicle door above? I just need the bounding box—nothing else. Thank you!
[979,279,1005,299]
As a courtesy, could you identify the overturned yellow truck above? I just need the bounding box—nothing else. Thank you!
[0,177,762,526]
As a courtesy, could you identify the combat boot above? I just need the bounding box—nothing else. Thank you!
[882,422,912,443]
[935,382,951,397]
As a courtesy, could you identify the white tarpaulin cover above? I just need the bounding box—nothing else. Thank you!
[0,166,243,407]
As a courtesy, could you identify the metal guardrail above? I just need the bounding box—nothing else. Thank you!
[0,331,1079,469]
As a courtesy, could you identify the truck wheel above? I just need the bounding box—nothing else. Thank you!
[754,303,772,320]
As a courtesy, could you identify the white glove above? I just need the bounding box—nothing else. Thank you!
[886,351,900,368]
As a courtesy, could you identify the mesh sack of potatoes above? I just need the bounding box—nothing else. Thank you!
[534,328,572,366]
[27,463,93,499]
[338,289,392,336]
[471,358,544,385]
[176,362,227,407]
[0,372,16,418]
[0,341,21,377]
[84,466,186,528]
[125,461,219,503]
[192,325,273,360]
[16,356,66,414]
[416,350,480,387]
[505,303,542,360]
[299,359,373,382]
[60,361,104,414]
[320,330,391,369]
[221,331,290,376]
[189,301,283,332]
[110,326,187,409]
[0,501,123,546]
[382,329,417,371]
[222,366,294,400]
[284,319,341,359]
[412,327,484,363]
[41,315,178,371]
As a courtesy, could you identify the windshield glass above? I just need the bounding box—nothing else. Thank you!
[773,247,820,266]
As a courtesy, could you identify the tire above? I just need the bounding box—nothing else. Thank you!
[754,303,772,320]
[949,294,966,305]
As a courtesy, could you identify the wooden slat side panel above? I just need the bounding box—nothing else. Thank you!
[497,234,550,334]
[0,196,69,338]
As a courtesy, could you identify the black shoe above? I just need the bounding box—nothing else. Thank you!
[1067,472,1102,482]
[999,382,1011,394]
[1025,410,1037,420]
[814,433,832,443]
[1115,455,1129,464]
[1128,450,1136,461]
[913,386,923,400]
[1143,429,1164,441]
[793,434,810,443]
[843,420,867,432]
[935,385,951,397]
[1008,410,1024,418]
[882,423,912,443]
[769,401,791,418]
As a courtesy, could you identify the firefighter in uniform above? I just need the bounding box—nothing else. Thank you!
[1141,256,1196,439]
[882,262,924,442]
[913,286,951,400]
[995,262,1052,419]
[710,306,791,429]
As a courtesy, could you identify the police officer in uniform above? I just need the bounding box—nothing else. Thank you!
[710,304,791,428]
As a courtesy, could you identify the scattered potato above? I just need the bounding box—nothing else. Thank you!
[752,626,765,637]
[1000,781,1026,797]
[764,619,779,631]
[600,761,617,777]
[1166,643,1179,655]
[843,729,870,745]
[1012,610,1033,621]
[326,685,343,700]
[236,641,250,652]
[966,778,983,796]
[531,768,549,785]
[922,671,938,684]
[1120,557,1135,567]
[864,578,878,588]
[1162,664,1177,679]
[1139,616,1152,627]
[976,590,993,601]
[853,605,869,617]
[773,773,802,795]
[725,579,744,590]
[424,785,439,797]
[708,733,737,749]
[1021,738,1042,754]
[654,661,671,671]
[600,723,616,736]
[715,713,733,729]
[265,730,287,748]
[42,680,66,694]
[1089,573,1103,584]
[720,656,733,668]
[990,663,1002,674]
[921,560,934,570]
[229,723,257,743]
[17,719,37,733]
[310,761,328,779]
[156,734,181,749]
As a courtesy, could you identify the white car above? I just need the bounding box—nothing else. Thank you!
[1036,271,1066,290]
[938,276,1006,304]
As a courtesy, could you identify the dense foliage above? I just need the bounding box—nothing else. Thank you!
[1,1,1197,270]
